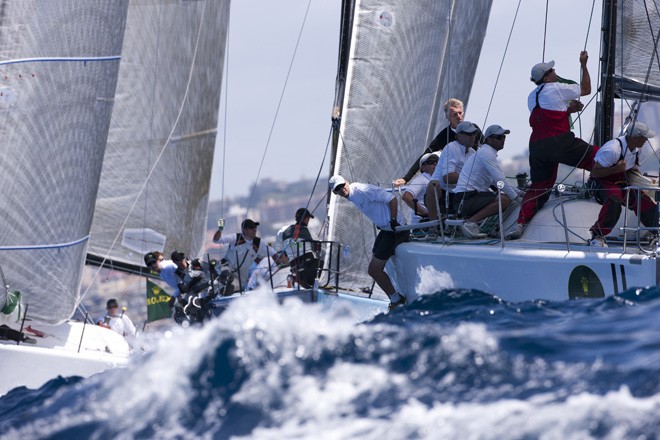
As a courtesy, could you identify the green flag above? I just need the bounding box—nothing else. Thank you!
[146,279,172,322]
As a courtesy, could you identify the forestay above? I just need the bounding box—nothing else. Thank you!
[328,0,493,291]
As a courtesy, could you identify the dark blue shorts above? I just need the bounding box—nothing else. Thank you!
[372,230,410,260]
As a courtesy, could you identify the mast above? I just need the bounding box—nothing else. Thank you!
[331,0,356,160]
[597,0,617,145]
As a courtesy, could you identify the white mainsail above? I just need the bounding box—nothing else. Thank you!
[328,0,493,291]
[88,0,230,269]
[0,2,130,324]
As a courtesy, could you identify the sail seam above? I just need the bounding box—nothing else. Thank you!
[0,56,120,65]
[0,236,89,251]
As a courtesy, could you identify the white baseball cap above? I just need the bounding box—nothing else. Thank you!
[530,60,555,83]
[483,124,511,139]
[627,121,656,139]
[419,152,439,167]
[329,175,347,192]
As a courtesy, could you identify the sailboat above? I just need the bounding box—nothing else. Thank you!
[0,0,230,396]
[325,0,660,303]
[389,0,660,302]
[206,0,493,316]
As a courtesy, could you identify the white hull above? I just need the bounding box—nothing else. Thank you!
[0,321,130,396]
[392,197,659,302]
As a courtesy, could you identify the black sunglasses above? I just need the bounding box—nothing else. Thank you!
[423,160,438,165]
[491,134,506,140]
[332,183,346,194]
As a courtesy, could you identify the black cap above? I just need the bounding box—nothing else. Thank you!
[144,252,157,267]
[106,299,119,308]
[241,219,260,229]
[295,208,314,222]
[171,250,185,262]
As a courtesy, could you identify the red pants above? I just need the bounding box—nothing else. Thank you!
[517,132,596,224]
[590,179,657,237]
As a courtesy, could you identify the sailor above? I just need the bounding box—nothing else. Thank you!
[588,122,657,247]
[278,208,320,288]
[402,152,438,224]
[394,98,464,186]
[97,299,136,346]
[508,51,596,239]
[425,121,480,220]
[453,125,521,238]
[246,250,291,290]
[329,175,409,310]
[170,251,218,323]
[213,218,276,291]
[144,251,180,297]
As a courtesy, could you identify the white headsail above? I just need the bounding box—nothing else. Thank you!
[0,2,130,324]
[88,0,230,269]
[328,0,493,291]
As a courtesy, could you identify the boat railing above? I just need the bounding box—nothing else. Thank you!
[290,239,343,293]
[411,180,659,253]
[621,185,660,253]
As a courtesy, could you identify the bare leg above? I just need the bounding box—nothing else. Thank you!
[425,181,441,221]
[367,256,395,297]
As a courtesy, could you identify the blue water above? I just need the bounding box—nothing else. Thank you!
[2,287,660,439]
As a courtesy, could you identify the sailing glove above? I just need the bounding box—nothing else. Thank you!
[217,218,224,231]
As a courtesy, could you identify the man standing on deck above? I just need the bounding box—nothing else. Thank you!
[393,98,464,187]
[508,51,596,239]
[588,122,657,247]
[97,299,136,346]
[329,175,409,310]
[213,219,276,291]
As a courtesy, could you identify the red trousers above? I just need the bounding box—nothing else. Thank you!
[590,179,657,237]
[517,132,596,224]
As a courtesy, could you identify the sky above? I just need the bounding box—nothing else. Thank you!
[209,0,605,200]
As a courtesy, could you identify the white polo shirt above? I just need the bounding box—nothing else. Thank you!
[455,144,519,200]
[430,140,475,190]
[346,182,405,230]
[595,136,639,170]
[527,82,580,112]
[404,172,431,223]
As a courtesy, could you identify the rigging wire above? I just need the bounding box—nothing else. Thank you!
[542,0,549,61]
[245,0,313,215]
[220,11,231,218]
[481,0,522,127]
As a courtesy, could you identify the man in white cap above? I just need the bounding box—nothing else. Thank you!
[329,175,409,310]
[454,125,522,238]
[402,152,438,223]
[587,121,657,247]
[508,51,596,239]
[394,98,464,186]
[425,120,479,220]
